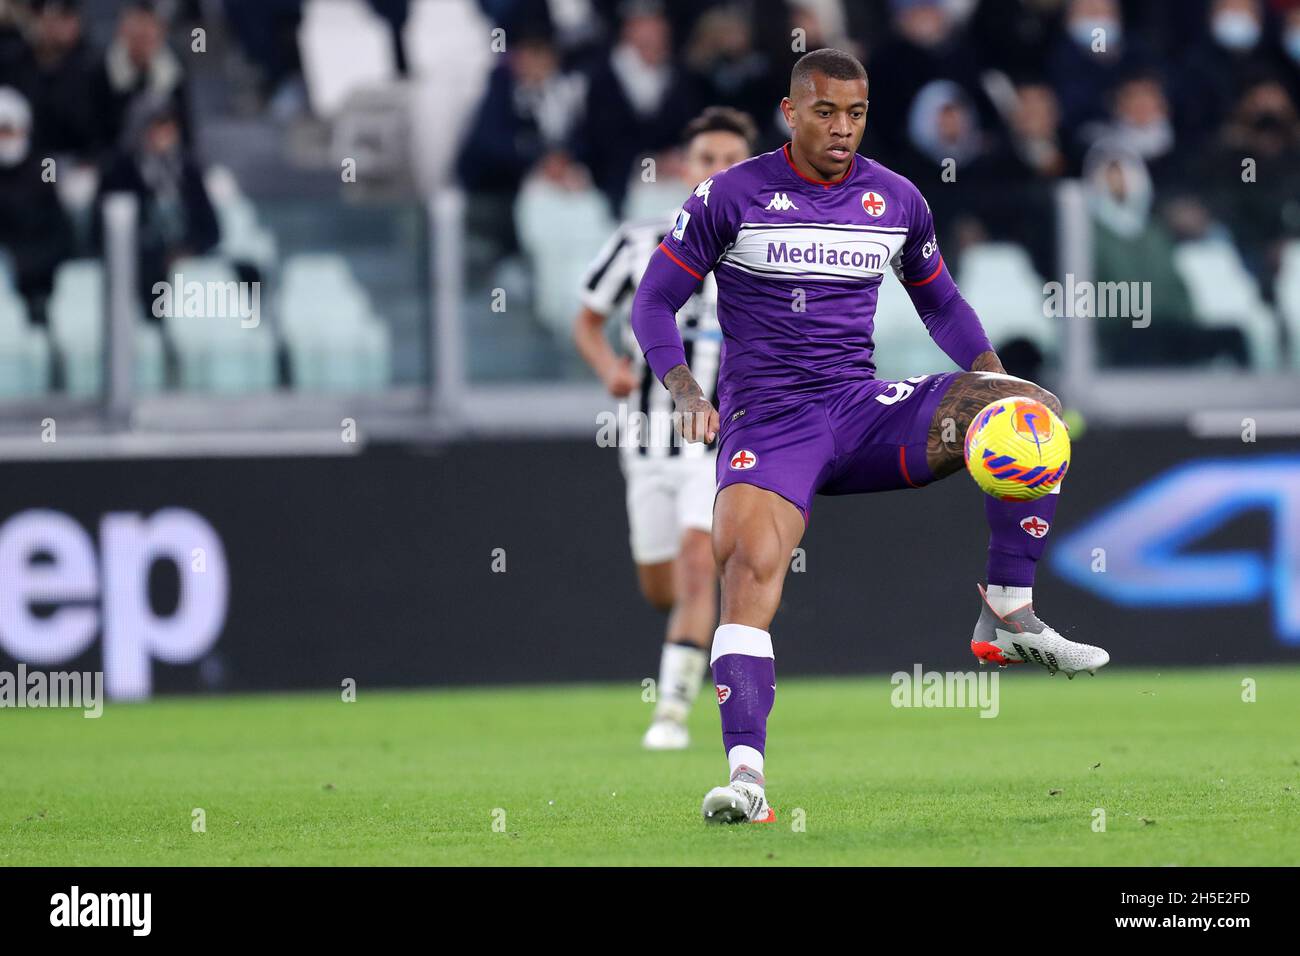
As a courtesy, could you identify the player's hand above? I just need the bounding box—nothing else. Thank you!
[664,364,718,444]
[602,356,638,398]
[674,394,719,444]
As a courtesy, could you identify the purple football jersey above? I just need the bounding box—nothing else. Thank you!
[659,144,947,415]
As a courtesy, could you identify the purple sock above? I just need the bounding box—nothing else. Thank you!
[985,488,1060,586]
[710,624,775,773]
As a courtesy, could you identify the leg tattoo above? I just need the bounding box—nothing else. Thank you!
[926,373,1063,479]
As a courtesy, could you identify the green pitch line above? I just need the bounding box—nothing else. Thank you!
[1,667,1297,866]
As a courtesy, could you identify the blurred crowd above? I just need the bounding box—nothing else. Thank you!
[1,0,1299,371]
[453,0,1300,365]
[0,0,216,325]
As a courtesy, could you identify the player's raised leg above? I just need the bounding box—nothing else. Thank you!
[925,369,1110,677]
[700,482,805,824]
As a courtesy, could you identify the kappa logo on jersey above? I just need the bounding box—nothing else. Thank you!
[922,236,938,259]
[729,449,758,470]
[861,190,887,217]
[1021,516,1050,538]
[765,192,798,211]
[716,684,732,704]
[694,178,713,206]
[672,208,691,240]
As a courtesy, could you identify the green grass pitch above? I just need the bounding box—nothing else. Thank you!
[2,666,1298,866]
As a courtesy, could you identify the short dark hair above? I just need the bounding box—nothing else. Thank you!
[790,48,868,96]
[682,106,759,150]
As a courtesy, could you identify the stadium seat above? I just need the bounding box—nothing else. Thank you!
[514,180,616,340]
[954,243,1055,357]
[47,259,167,395]
[49,258,106,396]
[165,256,278,393]
[403,0,493,190]
[0,283,51,398]
[1173,238,1280,371]
[403,0,493,77]
[278,253,394,391]
[278,253,372,327]
[1274,240,1300,370]
[53,162,99,250]
[298,0,398,119]
[204,165,279,276]
[331,85,413,190]
[134,321,166,394]
[283,316,392,392]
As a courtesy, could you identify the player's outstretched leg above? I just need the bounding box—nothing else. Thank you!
[700,483,803,823]
[926,372,1110,677]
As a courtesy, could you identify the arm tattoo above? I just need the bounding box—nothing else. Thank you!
[664,364,702,407]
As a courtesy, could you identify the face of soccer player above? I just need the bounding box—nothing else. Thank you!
[781,71,867,182]
[684,130,750,184]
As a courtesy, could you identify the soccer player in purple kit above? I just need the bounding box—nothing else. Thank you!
[630,49,1110,825]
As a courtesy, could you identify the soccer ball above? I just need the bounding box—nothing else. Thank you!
[963,396,1070,501]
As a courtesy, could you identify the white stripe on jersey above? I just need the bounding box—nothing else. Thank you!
[720,223,909,282]
[580,211,721,461]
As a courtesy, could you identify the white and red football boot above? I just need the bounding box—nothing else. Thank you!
[701,765,776,824]
[970,584,1110,678]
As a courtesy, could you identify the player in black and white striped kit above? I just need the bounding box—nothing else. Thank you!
[574,107,757,750]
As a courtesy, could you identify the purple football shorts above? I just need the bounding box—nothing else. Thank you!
[715,371,964,521]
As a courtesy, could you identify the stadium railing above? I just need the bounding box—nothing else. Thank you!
[1,172,1296,458]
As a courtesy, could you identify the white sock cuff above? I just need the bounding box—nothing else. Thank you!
[728,745,764,778]
[710,623,773,665]
[985,584,1033,617]
[987,584,1033,597]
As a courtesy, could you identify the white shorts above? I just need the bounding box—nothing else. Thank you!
[621,453,717,565]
